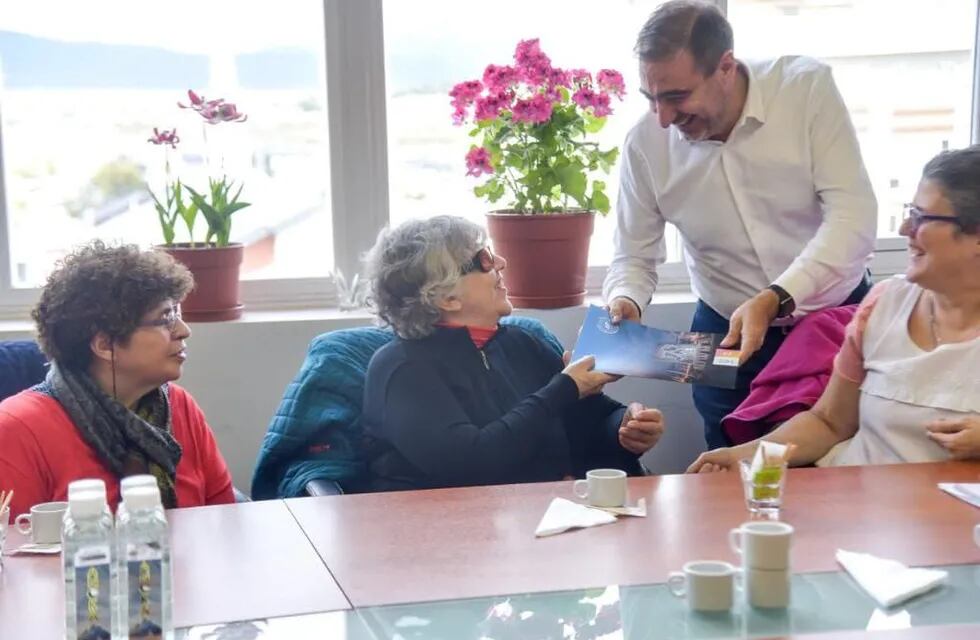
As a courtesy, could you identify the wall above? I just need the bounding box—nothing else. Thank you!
[0,300,708,492]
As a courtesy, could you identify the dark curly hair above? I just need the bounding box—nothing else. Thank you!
[32,241,194,370]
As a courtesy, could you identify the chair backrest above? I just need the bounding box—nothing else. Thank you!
[0,340,48,403]
[250,316,563,499]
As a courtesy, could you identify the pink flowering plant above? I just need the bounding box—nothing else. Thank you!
[147,90,251,247]
[452,39,625,214]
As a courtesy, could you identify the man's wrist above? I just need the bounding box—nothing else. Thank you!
[765,284,796,319]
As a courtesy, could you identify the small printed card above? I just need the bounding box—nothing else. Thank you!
[572,305,740,389]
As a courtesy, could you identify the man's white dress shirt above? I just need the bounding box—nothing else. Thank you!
[603,56,877,319]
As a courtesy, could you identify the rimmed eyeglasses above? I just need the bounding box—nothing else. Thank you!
[902,203,967,234]
[139,305,183,334]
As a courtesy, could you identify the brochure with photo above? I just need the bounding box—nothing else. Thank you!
[571,305,740,389]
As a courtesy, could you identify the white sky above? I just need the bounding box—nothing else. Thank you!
[0,1,326,53]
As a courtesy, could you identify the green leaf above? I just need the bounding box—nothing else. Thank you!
[583,112,607,134]
[473,181,494,198]
[185,177,252,247]
[591,184,611,214]
[597,147,619,173]
[555,163,587,206]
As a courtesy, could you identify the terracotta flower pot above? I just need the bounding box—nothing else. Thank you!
[485,211,594,309]
[160,243,244,322]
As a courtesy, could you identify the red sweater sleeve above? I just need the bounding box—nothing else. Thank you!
[169,385,235,506]
[0,395,52,523]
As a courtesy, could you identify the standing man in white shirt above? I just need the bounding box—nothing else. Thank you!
[603,0,877,449]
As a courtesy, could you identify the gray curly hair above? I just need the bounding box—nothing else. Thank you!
[364,216,487,339]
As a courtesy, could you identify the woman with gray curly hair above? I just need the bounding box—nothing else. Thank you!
[0,241,234,521]
[362,216,666,491]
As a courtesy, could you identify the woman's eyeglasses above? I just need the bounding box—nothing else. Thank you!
[903,204,967,234]
[140,305,183,334]
[461,247,497,275]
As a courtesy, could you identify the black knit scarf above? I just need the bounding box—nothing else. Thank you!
[46,362,182,508]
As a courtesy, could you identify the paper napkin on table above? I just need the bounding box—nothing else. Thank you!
[587,497,647,518]
[6,542,61,555]
[836,549,947,608]
[938,483,980,508]
[535,498,617,537]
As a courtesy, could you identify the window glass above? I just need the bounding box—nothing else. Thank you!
[0,0,332,288]
[730,0,978,237]
[383,0,681,266]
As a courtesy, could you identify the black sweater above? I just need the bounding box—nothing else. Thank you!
[362,324,641,491]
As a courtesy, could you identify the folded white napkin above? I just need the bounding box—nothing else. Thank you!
[865,608,911,631]
[4,542,61,556]
[938,483,980,508]
[535,497,617,537]
[836,549,947,608]
[587,497,647,518]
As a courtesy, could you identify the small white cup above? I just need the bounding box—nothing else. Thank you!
[744,566,791,608]
[729,521,793,570]
[572,468,627,507]
[0,507,8,572]
[667,561,739,612]
[15,501,68,544]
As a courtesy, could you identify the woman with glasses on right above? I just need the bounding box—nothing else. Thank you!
[690,145,980,471]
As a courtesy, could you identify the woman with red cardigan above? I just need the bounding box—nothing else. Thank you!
[0,241,234,521]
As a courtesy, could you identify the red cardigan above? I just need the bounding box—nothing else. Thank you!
[0,384,234,522]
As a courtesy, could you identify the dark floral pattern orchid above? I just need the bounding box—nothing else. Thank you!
[147,90,251,247]
[178,90,248,124]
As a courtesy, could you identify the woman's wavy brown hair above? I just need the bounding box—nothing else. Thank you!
[32,241,194,370]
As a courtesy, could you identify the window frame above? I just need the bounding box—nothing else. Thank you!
[0,0,977,320]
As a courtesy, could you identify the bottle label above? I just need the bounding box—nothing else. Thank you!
[72,545,111,640]
[126,554,164,637]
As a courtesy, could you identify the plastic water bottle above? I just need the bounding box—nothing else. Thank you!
[66,478,118,635]
[116,486,172,640]
[63,490,115,640]
[114,474,159,633]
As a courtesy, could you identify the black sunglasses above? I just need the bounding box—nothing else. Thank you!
[461,247,496,275]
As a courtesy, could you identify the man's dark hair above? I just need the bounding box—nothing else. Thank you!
[635,0,734,76]
[921,145,980,234]
[32,240,194,370]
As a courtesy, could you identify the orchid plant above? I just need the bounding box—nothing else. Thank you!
[147,90,251,247]
[451,39,625,214]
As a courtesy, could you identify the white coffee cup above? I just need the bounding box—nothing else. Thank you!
[15,501,68,544]
[667,561,739,612]
[572,468,627,507]
[0,507,7,572]
[729,521,793,570]
[745,566,791,608]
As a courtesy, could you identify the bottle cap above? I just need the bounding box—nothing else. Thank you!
[121,475,157,493]
[122,486,162,512]
[67,478,107,501]
[69,491,106,519]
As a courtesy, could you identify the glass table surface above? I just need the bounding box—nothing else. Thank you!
[176,563,980,640]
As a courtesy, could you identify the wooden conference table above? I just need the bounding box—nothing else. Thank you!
[1,462,979,639]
